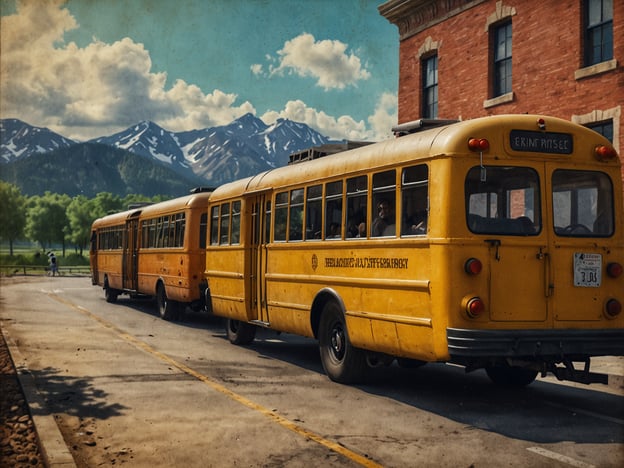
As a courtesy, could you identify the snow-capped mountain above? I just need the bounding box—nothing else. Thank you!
[0,114,335,187]
[91,120,191,178]
[0,119,76,163]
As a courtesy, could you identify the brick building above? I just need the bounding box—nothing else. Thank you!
[378,0,623,181]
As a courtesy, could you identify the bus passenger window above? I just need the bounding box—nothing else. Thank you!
[174,213,185,247]
[347,176,367,238]
[265,201,271,243]
[210,206,219,245]
[289,189,304,241]
[274,192,288,242]
[220,203,230,245]
[372,170,396,237]
[465,166,540,236]
[401,165,428,236]
[325,181,343,239]
[199,213,208,249]
[306,185,323,240]
[552,170,613,237]
[231,201,241,244]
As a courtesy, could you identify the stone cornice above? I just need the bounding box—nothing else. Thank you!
[379,0,487,40]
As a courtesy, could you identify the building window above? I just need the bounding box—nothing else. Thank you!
[585,0,613,66]
[422,55,438,118]
[586,120,614,142]
[492,21,512,97]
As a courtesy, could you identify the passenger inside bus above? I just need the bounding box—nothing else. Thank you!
[372,199,396,236]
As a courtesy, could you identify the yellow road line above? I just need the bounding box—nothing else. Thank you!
[48,293,382,468]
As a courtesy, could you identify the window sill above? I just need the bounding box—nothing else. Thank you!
[574,59,617,80]
[483,92,514,109]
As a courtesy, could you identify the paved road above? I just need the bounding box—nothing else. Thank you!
[1,276,623,467]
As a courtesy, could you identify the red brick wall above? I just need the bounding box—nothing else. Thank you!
[397,0,623,177]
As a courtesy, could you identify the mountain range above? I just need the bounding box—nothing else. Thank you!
[0,114,334,197]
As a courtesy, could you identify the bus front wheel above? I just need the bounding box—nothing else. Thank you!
[319,302,366,384]
[226,319,256,345]
[485,365,538,387]
[157,283,179,321]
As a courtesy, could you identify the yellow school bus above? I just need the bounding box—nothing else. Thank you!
[205,114,623,385]
[90,189,211,319]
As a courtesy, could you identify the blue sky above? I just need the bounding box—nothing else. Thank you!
[0,0,398,141]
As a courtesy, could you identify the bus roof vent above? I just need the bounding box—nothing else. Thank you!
[392,119,459,136]
[127,202,152,210]
[190,186,215,193]
[288,141,374,164]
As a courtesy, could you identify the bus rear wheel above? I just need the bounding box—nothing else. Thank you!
[156,283,179,321]
[319,302,366,384]
[485,365,538,387]
[104,278,118,303]
[226,319,256,345]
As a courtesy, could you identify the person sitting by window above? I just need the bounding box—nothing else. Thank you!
[372,200,395,237]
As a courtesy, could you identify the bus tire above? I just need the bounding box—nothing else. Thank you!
[104,278,118,303]
[226,319,256,345]
[319,301,366,384]
[485,365,538,387]
[157,283,178,321]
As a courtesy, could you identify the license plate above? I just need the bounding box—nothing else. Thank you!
[573,253,602,287]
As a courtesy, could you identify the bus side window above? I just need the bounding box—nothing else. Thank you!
[305,185,323,240]
[231,201,241,244]
[372,170,397,237]
[199,212,208,249]
[220,203,230,245]
[325,181,343,239]
[210,206,219,245]
[401,165,429,236]
[289,189,304,241]
[264,201,271,243]
[274,192,288,242]
[347,176,367,238]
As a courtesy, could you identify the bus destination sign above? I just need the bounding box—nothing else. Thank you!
[510,130,573,154]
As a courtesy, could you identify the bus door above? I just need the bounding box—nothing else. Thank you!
[466,165,548,322]
[545,164,615,322]
[247,193,270,324]
[123,213,140,292]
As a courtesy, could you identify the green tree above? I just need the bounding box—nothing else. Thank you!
[0,182,27,255]
[25,192,71,254]
[66,195,97,256]
[92,192,122,217]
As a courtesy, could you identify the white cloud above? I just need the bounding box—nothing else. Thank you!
[0,0,254,140]
[268,33,370,90]
[261,95,396,142]
[250,63,263,75]
[368,92,398,141]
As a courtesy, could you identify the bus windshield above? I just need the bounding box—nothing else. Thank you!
[465,165,540,235]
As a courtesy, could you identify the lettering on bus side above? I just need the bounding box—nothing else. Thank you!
[509,130,573,154]
[312,254,409,270]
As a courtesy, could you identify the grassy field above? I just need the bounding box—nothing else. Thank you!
[0,242,90,276]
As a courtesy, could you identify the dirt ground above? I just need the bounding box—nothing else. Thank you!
[0,327,45,468]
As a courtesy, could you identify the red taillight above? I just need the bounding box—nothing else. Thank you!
[594,145,618,161]
[607,262,623,278]
[468,138,490,152]
[465,297,485,318]
[605,299,622,318]
[464,258,482,275]
[537,118,546,130]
